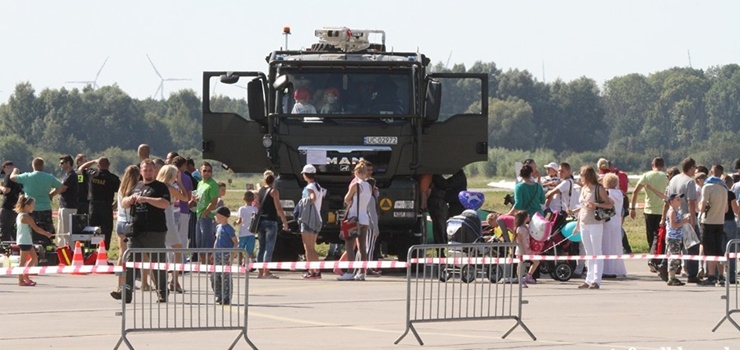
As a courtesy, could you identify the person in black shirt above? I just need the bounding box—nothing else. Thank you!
[75,154,90,215]
[0,161,23,241]
[111,159,170,303]
[54,155,79,246]
[79,157,121,251]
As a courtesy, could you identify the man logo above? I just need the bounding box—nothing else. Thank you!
[340,165,350,172]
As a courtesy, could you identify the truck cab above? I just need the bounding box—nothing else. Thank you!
[202,27,488,260]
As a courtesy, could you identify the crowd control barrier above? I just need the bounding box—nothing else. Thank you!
[113,248,257,350]
[395,243,536,345]
[713,239,740,332]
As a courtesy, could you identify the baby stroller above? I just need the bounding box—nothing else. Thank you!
[533,211,578,281]
[438,209,505,283]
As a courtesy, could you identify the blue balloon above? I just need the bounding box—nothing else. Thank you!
[562,221,581,242]
[458,191,485,210]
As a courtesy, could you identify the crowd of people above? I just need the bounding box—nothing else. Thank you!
[2,145,739,297]
[493,157,740,289]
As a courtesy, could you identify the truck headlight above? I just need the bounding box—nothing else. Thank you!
[262,135,273,148]
[393,200,414,209]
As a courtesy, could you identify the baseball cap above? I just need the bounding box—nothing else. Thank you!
[597,158,609,170]
[665,193,684,203]
[215,206,231,218]
[59,154,74,164]
[301,164,317,174]
[544,162,558,170]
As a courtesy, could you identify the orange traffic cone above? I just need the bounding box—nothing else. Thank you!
[71,241,89,275]
[94,241,112,274]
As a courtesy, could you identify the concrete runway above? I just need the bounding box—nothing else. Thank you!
[0,259,737,350]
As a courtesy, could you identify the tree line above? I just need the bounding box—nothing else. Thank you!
[1,61,738,177]
[431,61,740,175]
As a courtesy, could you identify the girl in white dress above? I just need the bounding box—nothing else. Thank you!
[602,173,627,277]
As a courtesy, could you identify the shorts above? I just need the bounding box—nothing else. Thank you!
[701,224,724,256]
[239,236,255,255]
[300,222,319,234]
[18,244,33,252]
[116,221,128,236]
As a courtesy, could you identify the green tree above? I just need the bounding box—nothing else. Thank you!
[603,73,657,152]
[487,97,536,150]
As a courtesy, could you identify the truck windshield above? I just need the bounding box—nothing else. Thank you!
[278,70,412,116]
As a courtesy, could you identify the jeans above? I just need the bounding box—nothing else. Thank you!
[196,217,215,249]
[257,220,278,263]
[581,223,604,285]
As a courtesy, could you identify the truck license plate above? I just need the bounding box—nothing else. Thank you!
[363,136,397,145]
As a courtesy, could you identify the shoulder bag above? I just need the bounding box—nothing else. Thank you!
[249,188,272,234]
[339,183,360,240]
[593,184,616,222]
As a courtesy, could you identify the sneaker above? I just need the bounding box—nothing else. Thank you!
[718,276,726,287]
[354,273,366,281]
[521,282,528,289]
[110,290,132,303]
[313,272,322,279]
[697,278,716,287]
[588,283,600,289]
[577,282,590,289]
[667,278,685,286]
[648,262,657,273]
[302,272,313,279]
[657,265,668,282]
[337,272,355,281]
[523,274,536,284]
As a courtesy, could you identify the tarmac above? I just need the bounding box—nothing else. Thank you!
[0,259,738,350]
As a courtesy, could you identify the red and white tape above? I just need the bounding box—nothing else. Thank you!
[0,265,123,275]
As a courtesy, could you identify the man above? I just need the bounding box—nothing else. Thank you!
[195,162,220,251]
[665,157,699,283]
[165,151,179,165]
[54,155,79,246]
[187,158,202,182]
[79,157,121,251]
[0,161,23,241]
[630,157,668,272]
[545,162,579,215]
[697,164,729,286]
[137,144,150,161]
[75,154,90,215]
[111,159,170,303]
[172,156,193,249]
[10,157,62,246]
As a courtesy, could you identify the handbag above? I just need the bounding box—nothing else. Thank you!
[339,183,360,240]
[249,188,272,234]
[593,184,616,222]
[123,205,137,238]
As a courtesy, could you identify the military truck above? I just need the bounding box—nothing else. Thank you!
[202,27,488,261]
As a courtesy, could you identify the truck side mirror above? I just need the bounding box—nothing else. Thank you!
[247,78,266,123]
[220,72,240,84]
[273,75,290,90]
[423,79,441,126]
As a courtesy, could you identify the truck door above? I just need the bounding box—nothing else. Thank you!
[417,73,488,174]
[202,71,270,173]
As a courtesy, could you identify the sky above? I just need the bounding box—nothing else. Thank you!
[1,0,739,103]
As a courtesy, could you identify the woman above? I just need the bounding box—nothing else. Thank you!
[256,173,289,279]
[723,175,739,284]
[300,164,323,279]
[508,165,545,217]
[114,165,139,293]
[574,165,613,289]
[157,165,189,292]
[602,173,627,278]
[337,163,372,281]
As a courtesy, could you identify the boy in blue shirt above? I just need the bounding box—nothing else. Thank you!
[213,206,237,304]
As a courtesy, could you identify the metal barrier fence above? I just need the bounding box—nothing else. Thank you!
[713,239,740,332]
[113,248,257,350]
[395,242,536,345]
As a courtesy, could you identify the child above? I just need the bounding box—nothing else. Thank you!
[213,206,237,305]
[291,88,317,114]
[216,182,227,208]
[665,193,686,286]
[14,194,53,286]
[485,212,515,242]
[513,210,539,288]
[235,191,258,266]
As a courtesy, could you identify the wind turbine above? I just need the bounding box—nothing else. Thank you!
[65,57,109,89]
[146,54,191,100]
